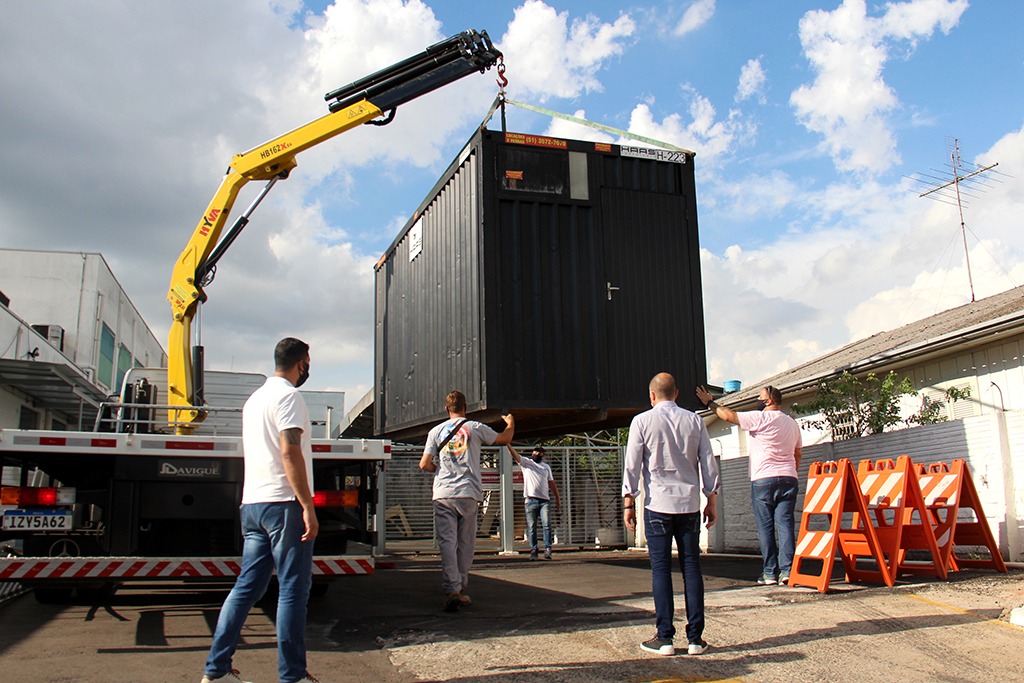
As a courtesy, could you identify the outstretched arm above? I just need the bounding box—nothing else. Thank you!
[696,385,740,425]
[492,414,515,446]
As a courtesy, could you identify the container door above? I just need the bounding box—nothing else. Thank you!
[599,187,704,407]
[491,198,606,402]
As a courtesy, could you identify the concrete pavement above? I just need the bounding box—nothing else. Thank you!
[0,549,1021,682]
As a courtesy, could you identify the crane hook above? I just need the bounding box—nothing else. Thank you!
[496,60,508,91]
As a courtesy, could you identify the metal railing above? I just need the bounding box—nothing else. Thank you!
[92,401,243,436]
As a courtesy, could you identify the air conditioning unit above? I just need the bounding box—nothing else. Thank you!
[31,324,65,352]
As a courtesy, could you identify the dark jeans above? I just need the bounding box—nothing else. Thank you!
[205,501,313,683]
[524,497,552,550]
[644,509,705,643]
[751,476,799,576]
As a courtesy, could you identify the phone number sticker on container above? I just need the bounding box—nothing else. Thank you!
[2,511,72,531]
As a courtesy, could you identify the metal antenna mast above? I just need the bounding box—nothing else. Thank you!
[909,138,999,302]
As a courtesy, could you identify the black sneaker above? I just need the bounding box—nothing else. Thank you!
[443,593,461,612]
[779,571,791,585]
[529,549,538,561]
[688,640,709,655]
[640,636,675,656]
[543,548,552,560]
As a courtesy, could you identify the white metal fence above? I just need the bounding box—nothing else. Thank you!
[381,444,625,551]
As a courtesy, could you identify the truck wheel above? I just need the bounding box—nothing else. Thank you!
[34,587,74,604]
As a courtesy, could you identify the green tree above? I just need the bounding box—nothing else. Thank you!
[906,385,972,426]
[792,371,972,440]
[792,371,915,441]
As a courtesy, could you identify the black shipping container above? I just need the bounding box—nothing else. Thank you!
[374,128,707,442]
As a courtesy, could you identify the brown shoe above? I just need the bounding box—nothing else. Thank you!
[458,593,472,606]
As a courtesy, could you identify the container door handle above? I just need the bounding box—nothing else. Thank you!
[606,281,620,301]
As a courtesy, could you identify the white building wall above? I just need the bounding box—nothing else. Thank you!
[718,413,1023,562]
[0,249,165,392]
[710,330,1024,558]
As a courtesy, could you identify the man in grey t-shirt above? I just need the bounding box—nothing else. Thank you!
[419,390,514,612]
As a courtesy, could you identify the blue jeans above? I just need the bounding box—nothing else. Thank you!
[751,476,799,577]
[524,497,552,550]
[644,509,705,643]
[205,501,314,683]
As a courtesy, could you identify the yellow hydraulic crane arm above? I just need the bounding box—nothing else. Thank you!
[166,29,502,433]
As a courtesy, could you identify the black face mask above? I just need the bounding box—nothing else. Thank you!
[755,399,767,411]
[295,362,310,388]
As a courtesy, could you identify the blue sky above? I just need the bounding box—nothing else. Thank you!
[1,1,1022,415]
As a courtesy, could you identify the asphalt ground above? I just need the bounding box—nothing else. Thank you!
[0,550,1022,682]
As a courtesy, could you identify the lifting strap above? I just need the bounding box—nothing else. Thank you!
[477,94,695,155]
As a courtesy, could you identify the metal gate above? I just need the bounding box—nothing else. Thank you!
[381,444,624,552]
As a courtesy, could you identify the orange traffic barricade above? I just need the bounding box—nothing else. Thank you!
[790,459,892,593]
[916,459,1007,573]
[855,455,946,581]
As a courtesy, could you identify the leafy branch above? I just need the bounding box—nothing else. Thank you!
[791,371,969,441]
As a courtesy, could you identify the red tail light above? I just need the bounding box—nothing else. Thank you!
[0,486,75,507]
[312,489,359,508]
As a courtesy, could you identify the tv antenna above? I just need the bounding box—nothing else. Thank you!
[907,138,1000,302]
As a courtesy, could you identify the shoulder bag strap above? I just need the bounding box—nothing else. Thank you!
[435,418,468,453]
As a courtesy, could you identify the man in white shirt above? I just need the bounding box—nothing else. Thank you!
[509,445,561,560]
[624,373,720,657]
[202,338,319,683]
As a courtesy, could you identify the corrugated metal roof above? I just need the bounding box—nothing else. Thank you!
[716,285,1024,408]
[0,359,109,429]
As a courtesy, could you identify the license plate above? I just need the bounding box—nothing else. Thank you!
[2,511,72,531]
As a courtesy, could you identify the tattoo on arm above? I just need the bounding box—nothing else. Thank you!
[282,427,303,446]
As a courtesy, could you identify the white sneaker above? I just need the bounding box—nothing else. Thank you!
[640,636,675,656]
[201,671,251,683]
[688,640,709,655]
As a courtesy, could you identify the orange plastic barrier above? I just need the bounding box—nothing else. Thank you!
[916,459,1007,573]
[790,459,892,593]
[855,455,946,581]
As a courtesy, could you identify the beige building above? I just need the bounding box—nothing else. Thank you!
[702,286,1024,561]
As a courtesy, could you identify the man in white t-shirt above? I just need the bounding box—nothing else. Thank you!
[202,338,319,683]
[697,384,802,586]
[419,390,514,612]
[509,445,561,560]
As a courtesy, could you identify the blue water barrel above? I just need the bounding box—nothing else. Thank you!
[723,380,742,393]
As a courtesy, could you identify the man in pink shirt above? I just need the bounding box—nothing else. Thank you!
[696,384,802,586]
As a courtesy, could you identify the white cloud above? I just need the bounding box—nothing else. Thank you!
[789,0,968,174]
[674,0,716,37]
[499,0,635,100]
[700,123,1024,389]
[624,93,755,163]
[736,57,767,104]
[541,110,617,143]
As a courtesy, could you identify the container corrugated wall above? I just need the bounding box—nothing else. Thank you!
[375,150,483,434]
[375,129,707,441]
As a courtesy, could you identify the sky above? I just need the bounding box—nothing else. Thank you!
[1,0,1022,415]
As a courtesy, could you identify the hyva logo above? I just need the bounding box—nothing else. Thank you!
[159,460,221,478]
